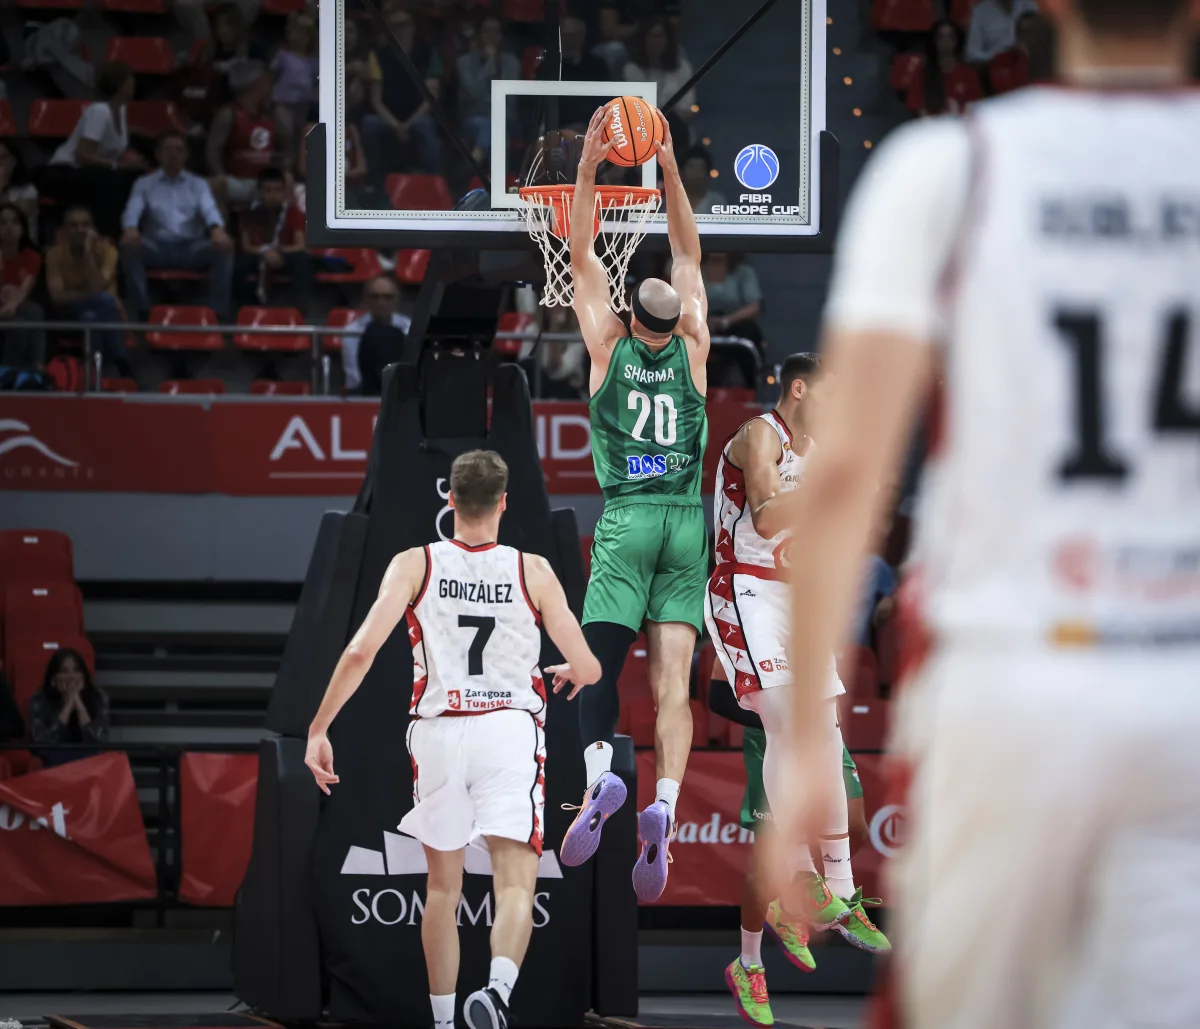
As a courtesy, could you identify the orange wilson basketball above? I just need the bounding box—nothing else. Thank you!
[600,96,663,167]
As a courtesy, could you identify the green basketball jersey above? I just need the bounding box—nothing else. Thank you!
[589,335,708,501]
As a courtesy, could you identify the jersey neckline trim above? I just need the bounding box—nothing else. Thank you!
[449,539,498,551]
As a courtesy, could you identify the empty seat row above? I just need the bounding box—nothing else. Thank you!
[5,99,188,141]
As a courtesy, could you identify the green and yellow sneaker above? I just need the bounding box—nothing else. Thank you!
[832,887,891,953]
[795,871,851,931]
[763,899,816,972]
[724,957,774,1027]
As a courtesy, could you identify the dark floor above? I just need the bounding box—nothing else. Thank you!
[0,992,866,1029]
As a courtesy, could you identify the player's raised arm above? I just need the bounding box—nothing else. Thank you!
[305,546,428,792]
[521,552,601,698]
[570,106,626,373]
[655,112,709,360]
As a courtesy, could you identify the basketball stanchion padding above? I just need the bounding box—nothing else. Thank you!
[517,184,659,308]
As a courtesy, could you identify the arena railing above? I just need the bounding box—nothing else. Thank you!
[4,320,763,397]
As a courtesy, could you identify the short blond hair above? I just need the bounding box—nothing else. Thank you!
[450,450,509,519]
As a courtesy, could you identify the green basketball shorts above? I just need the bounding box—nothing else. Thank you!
[739,729,863,832]
[582,497,708,633]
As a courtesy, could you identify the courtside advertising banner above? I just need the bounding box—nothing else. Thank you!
[0,396,761,496]
[635,751,899,905]
[179,752,259,906]
[0,752,157,906]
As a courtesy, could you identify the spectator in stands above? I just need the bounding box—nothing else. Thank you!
[523,307,586,400]
[623,18,695,127]
[0,143,39,245]
[457,15,519,163]
[909,21,983,116]
[297,110,368,205]
[0,204,45,371]
[236,168,311,309]
[46,205,133,379]
[28,649,110,767]
[593,1,635,77]
[966,0,1039,64]
[211,2,268,99]
[171,0,262,46]
[38,62,144,241]
[681,146,724,215]
[341,274,411,394]
[271,10,319,157]
[989,11,1050,94]
[121,133,234,320]
[343,14,374,121]
[702,252,763,347]
[363,1,444,185]
[208,61,283,213]
[536,17,609,128]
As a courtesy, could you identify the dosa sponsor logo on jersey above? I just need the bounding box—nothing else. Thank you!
[626,451,692,479]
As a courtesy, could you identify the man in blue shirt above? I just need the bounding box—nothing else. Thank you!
[119,132,235,320]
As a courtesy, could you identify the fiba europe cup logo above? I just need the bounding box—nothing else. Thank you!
[734,144,780,191]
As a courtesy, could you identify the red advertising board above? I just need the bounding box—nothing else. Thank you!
[0,752,157,906]
[634,750,900,906]
[0,396,761,497]
[178,752,258,906]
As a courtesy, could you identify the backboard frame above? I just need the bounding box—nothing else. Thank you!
[310,0,837,253]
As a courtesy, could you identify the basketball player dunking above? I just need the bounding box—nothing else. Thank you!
[780,2,1200,1027]
[706,354,889,1027]
[559,106,710,902]
[305,451,600,1029]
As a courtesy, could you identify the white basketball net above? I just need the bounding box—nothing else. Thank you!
[517,186,660,309]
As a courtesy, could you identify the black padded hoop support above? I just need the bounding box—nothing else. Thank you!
[305,123,841,254]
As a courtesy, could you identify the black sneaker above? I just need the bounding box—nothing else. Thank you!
[464,985,509,1029]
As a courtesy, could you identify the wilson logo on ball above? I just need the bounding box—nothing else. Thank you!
[734,144,780,191]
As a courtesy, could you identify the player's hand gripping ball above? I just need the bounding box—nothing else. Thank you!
[600,96,664,167]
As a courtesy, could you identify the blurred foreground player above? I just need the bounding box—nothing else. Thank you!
[561,106,710,902]
[709,658,870,1028]
[783,2,1200,1027]
[305,451,601,1029]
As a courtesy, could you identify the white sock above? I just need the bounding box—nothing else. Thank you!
[488,955,519,1006]
[655,777,681,822]
[740,928,763,969]
[821,836,855,899]
[430,993,455,1028]
[583,741,613,788]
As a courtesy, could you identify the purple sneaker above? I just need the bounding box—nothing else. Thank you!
[632,800,674,902]
[559,770,627,867]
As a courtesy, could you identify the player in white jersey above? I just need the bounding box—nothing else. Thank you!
[705,354,889,1027]
[305,450,601,1029]
[779,2,1200,1027]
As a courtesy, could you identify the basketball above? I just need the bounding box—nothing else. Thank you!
[600,96,663,167]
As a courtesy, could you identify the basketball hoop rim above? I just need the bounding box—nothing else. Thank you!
[516,184,661,209]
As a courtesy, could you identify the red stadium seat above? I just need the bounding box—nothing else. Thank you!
[841,700,890,751]
[146,305,223,351]
[494,311,537,357]
[101,377,138,393]
[322,308,363,350]
[27,99,88,140]
[234,307,308,353]
[106,37,174,75]
[951,0,978,27]
[839,644,880,699]
[394,249,431,285]
[8,634,95,714]
[890,52,925,93]
[871,0,935,32]
[100,0,167,11]
[250,379,311,395]
[0,531,73,588]
[503,0,549,20]
[386,173,453,211]
[617,635,651,703]
[3,583,85,664]
[158,379,226,395]
[312,247,383,285]
[0,101,15,138]
[126,101,189,138]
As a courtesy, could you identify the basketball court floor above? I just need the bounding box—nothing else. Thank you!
[0,993,866,1029]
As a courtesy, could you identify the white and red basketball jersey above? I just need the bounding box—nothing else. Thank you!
[825,88,1200,649]
[713,410,812,577]
[406,540,546,722]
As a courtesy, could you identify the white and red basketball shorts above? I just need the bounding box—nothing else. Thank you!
[705,568,844,707]
[400,708,546,855]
